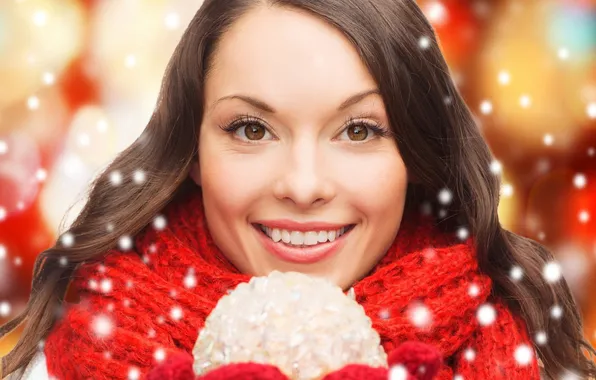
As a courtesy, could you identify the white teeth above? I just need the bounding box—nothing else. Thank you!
[281,230,291,243]
[317,231,327,243]
[328,230,336,242]
[290,231,304,245]
[260,225,350,246]
[304,232,319,246]
[271,228,282,242]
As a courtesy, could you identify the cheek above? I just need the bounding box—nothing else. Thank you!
[336,152,408,215]
[198,141,271,212]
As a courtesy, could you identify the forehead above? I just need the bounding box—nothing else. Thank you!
[205,6,381,117]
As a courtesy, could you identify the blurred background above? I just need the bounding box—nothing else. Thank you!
[0,0,595,358]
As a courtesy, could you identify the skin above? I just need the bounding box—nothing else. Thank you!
[191,5,409,290]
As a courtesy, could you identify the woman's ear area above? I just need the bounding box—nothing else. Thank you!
[189,159,201,186]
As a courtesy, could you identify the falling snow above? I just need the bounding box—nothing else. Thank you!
[480,100,493,114]
[154,348,166,362]
[418,36,431,49]
[490,160,502,174]
[119,235,133,250]
[573,173,587,189]
[457,227,469,241]
[0,301,11,317]
[100,278,112,293]
[468,284,480,297]
[477,303,496,326]
[170,306,183,321]
[110,170,123,185]
[61,232,75,247]
[550,305,563,319]
[464,348,476,361]
[543,261,562,283]
[133,170,146,184]
[510,266,524,281]
[378,308,391,320]
[514,344,533,366]
[153,215,167,230]
[128,367,141,380]
[92,314,114,337]
[408,303,432,329]
[438,188,453,205]
[535,331,547,345]
[388,364,409,380]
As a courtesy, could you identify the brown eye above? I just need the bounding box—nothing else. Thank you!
[346,124,369,141]
[242,123,266,140]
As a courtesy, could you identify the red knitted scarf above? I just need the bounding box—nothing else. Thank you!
[43,187,540,379]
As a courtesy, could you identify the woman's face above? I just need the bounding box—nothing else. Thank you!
[195,6,408,290]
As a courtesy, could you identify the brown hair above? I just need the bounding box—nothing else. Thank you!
[2,0,595,378]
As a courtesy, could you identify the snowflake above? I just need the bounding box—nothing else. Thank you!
[100,279,112,293]
[480,100,493,114]
[468,284,480,297]
[170,306,183,321]
[133,170,146,184]
[510,266,524,281]
[110,171,123,186]
[490,160,502,174]
[437,188,453,205]
[128,367,141,380]
[61,232,75,247]
[0,301,11,317]
[378,308,391,320]
[535,331,547,345]
[477,304,496,326]
[543,262,562,283]
[154,348,166,362]
[550,305,563,319]
[408,303,432,329]
[92,314,113,337]
[389,364,408,380]
[59,256,68,267]
[573,173,587,189]
[184,273,197,289]
[153,215,167,231]
[119,236,133,251]
[514,344,533,365]
[464,348,475,361]
[456,227,469,241]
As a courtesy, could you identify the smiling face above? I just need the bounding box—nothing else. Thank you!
[195,5,408,290]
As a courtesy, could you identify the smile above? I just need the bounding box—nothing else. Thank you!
[252,223,355,264]
[257,224,354,247]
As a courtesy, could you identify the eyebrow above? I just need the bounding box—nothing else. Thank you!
[211,89,381,113]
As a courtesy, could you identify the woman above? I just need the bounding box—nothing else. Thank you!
[1,0,595,379]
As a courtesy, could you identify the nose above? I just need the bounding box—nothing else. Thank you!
[272,139,335,208]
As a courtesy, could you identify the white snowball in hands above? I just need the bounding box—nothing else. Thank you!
[192,271,387,379]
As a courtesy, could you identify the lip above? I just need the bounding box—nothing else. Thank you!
[252,223,354,264]
[252,219,350,232]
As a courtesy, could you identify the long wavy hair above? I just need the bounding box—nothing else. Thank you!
[1,0,595,378]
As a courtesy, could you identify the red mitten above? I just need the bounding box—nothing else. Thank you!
[145,352,289,380]
[198,363,289,380]
[145,352,196,380]
[146,341,441,380]
[387,341,442,380]
[321,341,442,380]
[321,364,388,380]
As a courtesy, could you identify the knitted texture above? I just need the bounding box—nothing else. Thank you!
[43,186,540,379]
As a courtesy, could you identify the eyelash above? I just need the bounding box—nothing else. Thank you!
[218,113,394,143]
